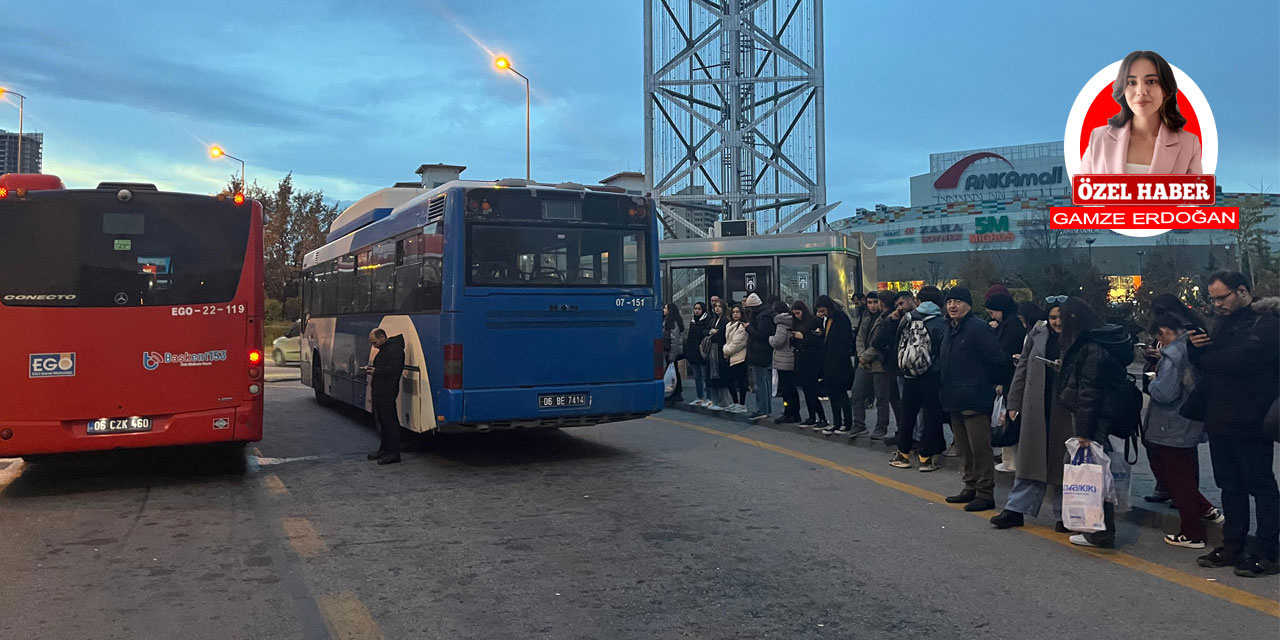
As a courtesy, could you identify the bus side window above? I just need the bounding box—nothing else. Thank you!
[354,249,373,313]
[371,240,396,312]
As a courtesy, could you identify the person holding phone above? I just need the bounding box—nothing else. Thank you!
[790,300,828,428]
[991,298,1072,530]
[705,299,731,411]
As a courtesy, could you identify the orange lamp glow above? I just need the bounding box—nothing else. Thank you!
[209,146,224,158]
[495,57,511,70]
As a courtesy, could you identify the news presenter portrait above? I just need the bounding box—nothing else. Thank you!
[1078,50,1203,175]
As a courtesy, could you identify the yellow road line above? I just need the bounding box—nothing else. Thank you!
[653,416,1280,619]
[318,591,385,640]
[264,474,290,497]
[280,517,328,559]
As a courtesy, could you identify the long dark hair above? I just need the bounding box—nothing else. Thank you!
[664,302,685,332]
[1109,50,1186,131]
[1059,297,1103,351]
[1150,292,1203,332]
[772,300,789,315]
[1017,301,1044,329]
[790,300,813,323]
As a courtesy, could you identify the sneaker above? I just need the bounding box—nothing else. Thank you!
[942,444,960,457]
[800,417,817,426]
[917,456,941,472]
[1163,534,1206,549]
[846,426,868,438]
[832,426,852,435]
[945,490,975,504]
[1143,493,1172,503]
[1234,558,1280,578]
[820,427,838,435]
[889,451,911,468]
[869,429,888,440]
[708,404,725,411]
[818,396,829,402]
[990,509,1024,529]
[811,420,830,430]
[1054,521,1071,533]
[752,413,770,420]
[687,399,702,406]
[1197,547,1240,568]
[1069,532,1114,548]
[1202,507,1225,525]
[994,462,1014,473]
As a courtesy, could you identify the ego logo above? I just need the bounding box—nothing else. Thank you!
[29,353,76,378]
[143,352,165,371]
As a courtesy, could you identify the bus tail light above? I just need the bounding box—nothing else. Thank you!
[444,344,463,389]
[249,349,262,365]
[654,339,665,379]
[249,384,261,395]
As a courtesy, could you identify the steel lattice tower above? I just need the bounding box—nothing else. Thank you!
[645,0,833,238]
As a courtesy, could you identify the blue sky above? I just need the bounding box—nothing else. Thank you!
[3,0,1276,219]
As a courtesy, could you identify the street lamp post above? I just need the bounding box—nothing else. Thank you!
[0,89,27,173]
[209,146,246,194]
[495,56,531,180]
[1085,237,1096,265]
[1136,250,1145,276]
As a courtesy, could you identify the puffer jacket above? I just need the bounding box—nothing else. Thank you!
[1056,324,1134,441]
[1187,297,1280,439]
[722,320,749,366]
[1143,334,1204,448]
[664,324,684,364]
[745,310,776,368]
[769,312,796,371]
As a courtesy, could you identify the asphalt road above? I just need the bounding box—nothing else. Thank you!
[1,380,1277,639]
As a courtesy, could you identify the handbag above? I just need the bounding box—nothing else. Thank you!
[699,335,713,360]
[991,396,1021,448]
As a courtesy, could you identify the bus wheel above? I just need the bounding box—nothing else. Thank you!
[217,442,249,474]
[313,359,333,407]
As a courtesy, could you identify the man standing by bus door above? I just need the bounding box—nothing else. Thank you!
[362,328,405,465]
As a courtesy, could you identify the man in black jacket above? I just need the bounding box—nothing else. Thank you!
[1189,271,1280,577]
[363,328,406,465]
[743,293,776,419]
[889,289,948,471]
[939,287,1009,512]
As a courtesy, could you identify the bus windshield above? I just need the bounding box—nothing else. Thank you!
[464,189,651,288]
[0,193,251,307]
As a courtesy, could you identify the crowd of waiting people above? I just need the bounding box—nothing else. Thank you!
[661,271,1278,577]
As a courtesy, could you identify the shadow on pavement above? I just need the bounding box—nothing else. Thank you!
[416,429,633,469]
[2,443,249,499]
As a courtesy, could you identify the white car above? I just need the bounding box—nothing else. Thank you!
[271,320,302,365]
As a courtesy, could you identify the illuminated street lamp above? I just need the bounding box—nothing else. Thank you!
[0,88,28,172]
[209,145,246,195]
[494,56,531,180]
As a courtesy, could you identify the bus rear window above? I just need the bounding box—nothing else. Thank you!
[467,224,648,287]
[0,193,251,307]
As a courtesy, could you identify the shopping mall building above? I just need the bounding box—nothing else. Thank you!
[828,141,1278,293]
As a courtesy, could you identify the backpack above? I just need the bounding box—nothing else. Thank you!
[897,316,933,377]
[1101,363,1144,464]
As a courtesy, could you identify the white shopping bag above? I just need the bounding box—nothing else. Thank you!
[989,394,1006,432]
[1062,438,1107,532]
[663,363,677,396]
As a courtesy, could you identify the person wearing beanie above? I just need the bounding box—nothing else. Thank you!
[985,291,1027,473]
[743,292,776,419]
[815,294,857,434]
[938,285,1009,512]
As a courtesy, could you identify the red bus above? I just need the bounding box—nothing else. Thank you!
[0,175,265,461]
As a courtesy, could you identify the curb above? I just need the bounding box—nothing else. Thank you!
[663,399,1215,536]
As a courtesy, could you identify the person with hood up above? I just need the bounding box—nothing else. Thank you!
[768,300,801,423]
[1055,297,1136,548]
[815,295,857,435]
[743,292,776,419]
[363,328,406,465]
[986,291,1027,474]
[889,289,947,471]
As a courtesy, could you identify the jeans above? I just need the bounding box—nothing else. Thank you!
[896,373,946,457]
[688,362,709,401]
[777,370,801,418]
[750,364,773,416]
[828,387,852,427]
[799,383,826,421]
[951,411,996,501]
[1209,433,1279,561]
[1148,443,1214,541]
[1006,477,1062,519]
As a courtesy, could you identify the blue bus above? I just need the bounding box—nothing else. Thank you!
[300,178,664,433]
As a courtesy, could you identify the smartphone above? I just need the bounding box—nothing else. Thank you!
[1135,343,1147,348]
[1033,356,1059,368]
[1184,323,1200,333]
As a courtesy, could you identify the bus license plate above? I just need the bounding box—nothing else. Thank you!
[87,417,153,435]
[538,393,589,409]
